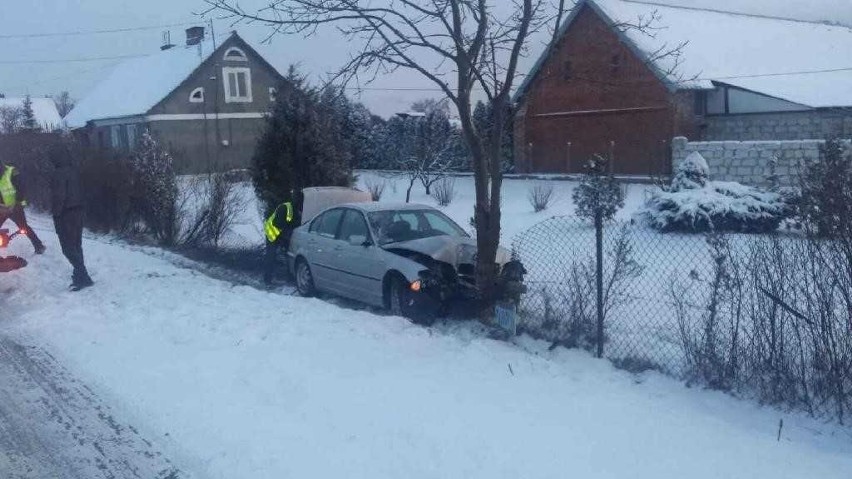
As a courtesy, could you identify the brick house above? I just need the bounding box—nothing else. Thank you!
[513,0,852,176]
[66,28,286,174]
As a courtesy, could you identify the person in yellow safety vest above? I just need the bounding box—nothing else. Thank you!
[0,162,46,255]
[263,195,296,285]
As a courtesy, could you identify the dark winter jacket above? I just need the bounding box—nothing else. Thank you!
[50,160,84,215]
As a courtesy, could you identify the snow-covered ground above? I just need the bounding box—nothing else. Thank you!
[223,171,651,248]
[2,214,851,479]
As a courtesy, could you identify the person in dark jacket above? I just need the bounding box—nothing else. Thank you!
[0,162,46,254]
[50,147,93,291]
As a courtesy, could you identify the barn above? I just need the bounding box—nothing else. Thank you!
[513,0,852,176]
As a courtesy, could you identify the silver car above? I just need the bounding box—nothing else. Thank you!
[288,202,524,319]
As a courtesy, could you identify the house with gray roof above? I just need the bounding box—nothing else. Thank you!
[66,27,286,173]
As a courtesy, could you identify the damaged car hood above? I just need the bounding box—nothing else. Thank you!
[383,236,510,266]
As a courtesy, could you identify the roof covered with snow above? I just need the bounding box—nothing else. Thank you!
[518,0,852,108]
[64,39,219,128]
[0,97,63,131]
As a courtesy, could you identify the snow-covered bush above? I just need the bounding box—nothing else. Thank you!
[528,183,554,212]
[640,152,787,233]
[432,176,456,206]
[364,177,386,201]
[131,132,182,244]
[671,151,709,191]
[572,156,623,222]
[183,174,249,248]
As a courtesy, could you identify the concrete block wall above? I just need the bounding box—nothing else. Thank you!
[670,137,849,187]
[703,111,852,141]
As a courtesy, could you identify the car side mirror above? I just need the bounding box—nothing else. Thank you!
[348,235,371,247]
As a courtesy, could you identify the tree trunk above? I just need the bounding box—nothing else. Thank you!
[405,177,415,203]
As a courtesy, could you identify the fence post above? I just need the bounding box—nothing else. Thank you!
[595,212,604,358]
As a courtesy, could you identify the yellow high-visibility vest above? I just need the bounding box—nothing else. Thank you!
[0,166,16,207]
[264,201,294,242]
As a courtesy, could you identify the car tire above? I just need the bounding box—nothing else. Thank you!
[387,274,415,318]
[295,258,316,297]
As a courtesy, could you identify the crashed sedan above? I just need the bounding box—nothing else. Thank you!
[288,202,524,320]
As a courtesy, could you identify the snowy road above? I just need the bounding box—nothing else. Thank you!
[0,335,179,479]
[2,214,852,479]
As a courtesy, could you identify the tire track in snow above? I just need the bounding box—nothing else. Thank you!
[0,336,181,479]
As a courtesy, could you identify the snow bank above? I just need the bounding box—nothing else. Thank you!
[2,214,851,479]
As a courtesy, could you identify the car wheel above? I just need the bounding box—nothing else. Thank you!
[295,258,316,297]
[388,275,415,318]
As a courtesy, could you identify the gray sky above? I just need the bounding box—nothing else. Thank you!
[1,0,850,118]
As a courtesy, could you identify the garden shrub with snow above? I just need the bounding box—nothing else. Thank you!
[639,152,788,233]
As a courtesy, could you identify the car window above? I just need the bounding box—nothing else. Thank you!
[423,212,466,237]
[368,209,468,245]
[310,209,344,238]
[338,210,370,242]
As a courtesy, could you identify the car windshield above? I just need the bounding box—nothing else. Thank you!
[368,209,468,245]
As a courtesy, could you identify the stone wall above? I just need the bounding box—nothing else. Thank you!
[703,110,852,141]
[671,136,828,187]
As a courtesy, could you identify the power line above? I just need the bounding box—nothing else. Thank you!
[0,21,202,40]
[700,67,852,81]
[0,54,148,65]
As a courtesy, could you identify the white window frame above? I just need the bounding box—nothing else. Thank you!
[269,87,277,103]
[189,87,205,103]
[223,47,248,62]
[223,67,253,103]
[110,125,121,149]
[126,124,138,150]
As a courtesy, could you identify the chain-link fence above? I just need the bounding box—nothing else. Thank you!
[512,216,852,424]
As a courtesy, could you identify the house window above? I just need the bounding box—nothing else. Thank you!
[127,124,138,150]
[110,125,121,149]
[223,47,248,62]
[223,67,252,103]
[610,54,621,75]
[562,60,573,80]
[694,91,707,116]
[189,87,205,103]
[269,87,277,103]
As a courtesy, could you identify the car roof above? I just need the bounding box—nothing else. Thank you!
[336,202,438,213]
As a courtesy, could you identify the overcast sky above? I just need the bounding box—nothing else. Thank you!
[1,0,850,118]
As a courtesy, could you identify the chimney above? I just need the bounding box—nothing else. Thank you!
[185,26,205,46]
[160,31,175,51]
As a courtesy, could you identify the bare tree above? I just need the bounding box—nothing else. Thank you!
[203,0,684,311]
[53,91,76,118]
[0,106,23,134]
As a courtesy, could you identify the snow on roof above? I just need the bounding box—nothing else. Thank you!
[519,0,852,108]
[65,40,218,128]
[0,97,63,131]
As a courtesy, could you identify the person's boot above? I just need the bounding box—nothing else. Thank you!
[34,243,46,255]
[70,269,94,292]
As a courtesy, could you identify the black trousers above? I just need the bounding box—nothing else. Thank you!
[53,207,90,282]
[263,229,292,284]
[0,205,44,251]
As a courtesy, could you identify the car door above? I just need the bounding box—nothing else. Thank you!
[332,209,386,305]
[306,208,345,292]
